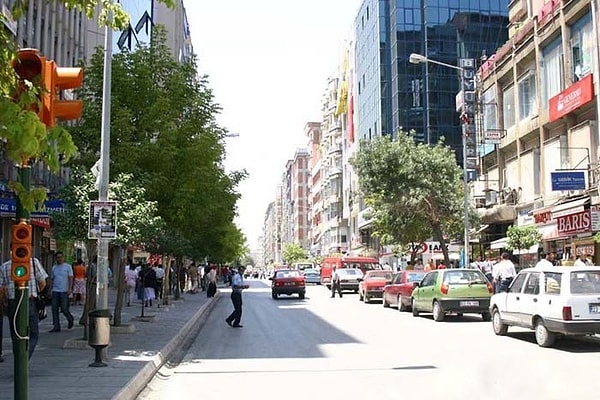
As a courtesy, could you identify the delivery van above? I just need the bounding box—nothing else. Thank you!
[320,256,380,288]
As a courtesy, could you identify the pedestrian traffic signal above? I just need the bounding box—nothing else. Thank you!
[45,61,83,126]
[11,222,32,285]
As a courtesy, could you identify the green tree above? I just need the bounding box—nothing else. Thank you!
[350,133,478,266]
[283,243,307,265]
[505,225,542,254]
[51,170,164,326]
[70,27,247,262]
[0,1,174,211]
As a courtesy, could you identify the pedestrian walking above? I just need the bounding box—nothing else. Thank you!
[72,258,86,306]
[225,266,249,328]
[49,251,74,332]
[207,265,217,297]
[140,264,158,307]
[330,266,342,298]
[0,257,48,359]
[124,259,137,306]
[535,252,554,269]
[574,253,593,266]
[492,252,517,293]
[154,263,165,300]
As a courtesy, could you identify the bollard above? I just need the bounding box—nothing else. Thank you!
[88,309,111,367]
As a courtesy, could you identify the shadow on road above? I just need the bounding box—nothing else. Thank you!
[505,331,600,353]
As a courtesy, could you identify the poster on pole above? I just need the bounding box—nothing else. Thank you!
[88,200,118,239]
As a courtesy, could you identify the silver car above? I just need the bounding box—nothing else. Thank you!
[303,268,321,284]
[337,268,364,292]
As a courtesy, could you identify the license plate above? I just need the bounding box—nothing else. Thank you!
[285,282,294,286]
[590,304,600,313]
[460,301,479,307]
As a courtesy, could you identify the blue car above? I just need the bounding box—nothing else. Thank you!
[303,268,321,285]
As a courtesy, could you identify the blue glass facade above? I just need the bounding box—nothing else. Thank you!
[355,0,508,163]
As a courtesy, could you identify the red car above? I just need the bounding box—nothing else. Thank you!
[358,270,394,303]
[270,269,306,299]
[382,270,427,311]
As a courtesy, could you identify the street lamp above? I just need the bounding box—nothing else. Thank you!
[409,53,472,267]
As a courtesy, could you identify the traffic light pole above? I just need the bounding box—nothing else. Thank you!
[14,164,31,400]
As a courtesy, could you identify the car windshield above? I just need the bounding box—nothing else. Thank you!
[276,270,301,279]
[407,272,426,282]
[570,271,600,294]
[367,271,393,280]
[338,269,362,276]
[443,270,487,284]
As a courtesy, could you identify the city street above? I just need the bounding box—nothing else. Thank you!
[139,279,600,400]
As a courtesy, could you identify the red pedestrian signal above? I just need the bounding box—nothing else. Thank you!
[11,222,32,285]
[12,48,47,117]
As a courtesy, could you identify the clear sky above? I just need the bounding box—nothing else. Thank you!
[183,0,362,250]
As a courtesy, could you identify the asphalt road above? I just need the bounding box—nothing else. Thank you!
[138,279,600,400]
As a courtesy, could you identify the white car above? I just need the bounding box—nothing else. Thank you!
[489,265,600,347]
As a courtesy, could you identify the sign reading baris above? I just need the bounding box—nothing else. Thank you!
[557,209,591,235]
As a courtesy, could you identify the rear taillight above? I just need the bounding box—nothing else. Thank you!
[562,306,572,321]
[441,283,449,294]
[487,282,494,293]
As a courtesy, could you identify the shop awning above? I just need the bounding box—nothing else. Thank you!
[490,237,508,249]
[513,244,539,255]
[551,197,590,219]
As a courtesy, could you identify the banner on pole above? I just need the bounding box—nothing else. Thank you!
[88,201,118,239]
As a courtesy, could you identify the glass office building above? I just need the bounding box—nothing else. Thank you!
[355,0,508,163]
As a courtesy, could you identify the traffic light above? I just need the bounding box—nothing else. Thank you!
[44,60,83,126]
[11,222,32,285]
[12,48,83,127]
[12,48,47,117]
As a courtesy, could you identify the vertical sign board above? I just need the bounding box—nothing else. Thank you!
[460,58,477,181]
[88,200,118,239]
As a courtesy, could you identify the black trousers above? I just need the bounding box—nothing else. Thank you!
[331,281,342,297]
[226,291,242,326]
[207,282,217,297]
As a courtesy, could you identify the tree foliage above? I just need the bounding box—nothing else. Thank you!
[505,225,542,252]
[69,27,247,261]
[350,133,478,265]
[283,243,307,265]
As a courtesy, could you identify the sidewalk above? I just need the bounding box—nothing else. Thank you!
[0,286,222,400]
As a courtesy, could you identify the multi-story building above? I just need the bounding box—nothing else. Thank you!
[305,122,324,256]
[476,0,600,263]
[350,0,509,256]
[321,76,349,254]
[280,149,311,256]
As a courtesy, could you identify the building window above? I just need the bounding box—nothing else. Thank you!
[541,38,563,107]
[502,85,515,129]
[482,85,497,131]
[571,13,594,81]
[518,72,537,120]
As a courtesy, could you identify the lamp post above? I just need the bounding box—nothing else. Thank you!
[409,53,474,267]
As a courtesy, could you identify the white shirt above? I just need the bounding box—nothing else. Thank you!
[154,267,165,279]
[535,258,554,268]
[574,258,592,266]
[492,259,517,280]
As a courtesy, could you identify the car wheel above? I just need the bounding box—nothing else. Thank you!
[299,293,305,299]
[271,292,277,300]
[412,299,419,317]
[432,301,444,322]
[382,296,389,308]
[492,308,508,335]
[481,312,491,322]
[398,295,406,312]
[535,319,556,347]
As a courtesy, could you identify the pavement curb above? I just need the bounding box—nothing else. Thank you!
[111,291,221,400]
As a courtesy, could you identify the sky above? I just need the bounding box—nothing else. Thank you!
[183,0,363,250]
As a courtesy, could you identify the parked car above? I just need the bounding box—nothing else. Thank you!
[320,256,380,288]
[489,265,600,347]
[412,269,494,321]
[270,269,306,299]
[303,268,321,285]
[382,270,427,310]
[336,268,364,293]
[358,270,394,303]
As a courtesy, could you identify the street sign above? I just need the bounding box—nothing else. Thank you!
[88,200,118,239]
[551,171,586,191]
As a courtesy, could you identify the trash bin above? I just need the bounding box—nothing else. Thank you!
[88,309,111,347]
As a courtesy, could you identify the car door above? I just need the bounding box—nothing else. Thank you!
[517,272,541,327]
[416,271,438,311]
[385,273,402,305]
[502,272,527,323]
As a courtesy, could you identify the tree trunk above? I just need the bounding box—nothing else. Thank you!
[431,221,450,268]
[113,249,126,326]
[79,241,98,338]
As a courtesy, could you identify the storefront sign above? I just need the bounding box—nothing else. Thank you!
[407,241,444,254]
[549,74,594,122]
[533,210,552,224]
[557,209,592,235]
[551,171,586,191]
